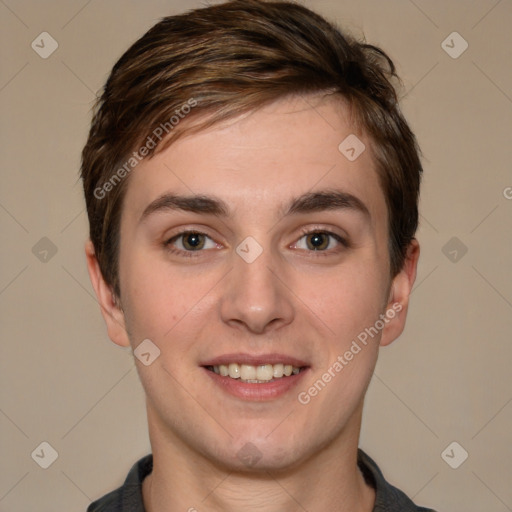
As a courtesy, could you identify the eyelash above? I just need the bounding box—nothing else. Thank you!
[164,230,218,259]
[295,227,348,255]
[164,228,348,258]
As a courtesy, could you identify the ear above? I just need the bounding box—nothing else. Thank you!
[85,239,131,347]
[379,239,420,347]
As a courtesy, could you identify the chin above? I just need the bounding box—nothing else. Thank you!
[212,429,316,474]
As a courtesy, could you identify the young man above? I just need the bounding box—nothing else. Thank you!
[82,1,436,510]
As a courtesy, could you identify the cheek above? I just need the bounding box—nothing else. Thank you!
[295,265,386,422]
[118,247,173,337]
[119,250,219,347]
[299,260,389,346]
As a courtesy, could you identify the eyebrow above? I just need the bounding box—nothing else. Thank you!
[140,194,228,221]
[139,189,370,223]
[285,190,370,218]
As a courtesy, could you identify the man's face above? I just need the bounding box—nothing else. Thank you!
[94,95,416,471]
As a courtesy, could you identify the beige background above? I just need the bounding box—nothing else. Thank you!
[1,0,511,510]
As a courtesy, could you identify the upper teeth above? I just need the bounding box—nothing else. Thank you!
[211,363,301,381]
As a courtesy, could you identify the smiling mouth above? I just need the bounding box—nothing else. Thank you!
[205,363,306,383]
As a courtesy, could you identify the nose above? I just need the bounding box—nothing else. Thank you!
[219,244,295,335]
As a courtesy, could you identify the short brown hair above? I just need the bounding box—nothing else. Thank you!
[81,0,423,298]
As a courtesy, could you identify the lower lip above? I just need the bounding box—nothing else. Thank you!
[203,367,309,401]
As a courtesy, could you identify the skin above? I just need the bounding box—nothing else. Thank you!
[86,93,419,512]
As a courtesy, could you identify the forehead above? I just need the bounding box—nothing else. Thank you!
[122,94,387,227]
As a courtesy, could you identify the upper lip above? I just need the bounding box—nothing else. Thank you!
[201,353,309,367]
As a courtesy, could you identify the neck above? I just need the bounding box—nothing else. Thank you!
[142,402,375,512]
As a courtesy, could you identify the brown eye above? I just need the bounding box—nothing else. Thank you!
[167,231,216,252]
[164,230,220,258]
[293,230,347,253]
[181,232,206,250]
[305,232,330,250]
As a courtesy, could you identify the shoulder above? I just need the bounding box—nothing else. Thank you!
[87,454,153,512]
[357,449,438,512]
